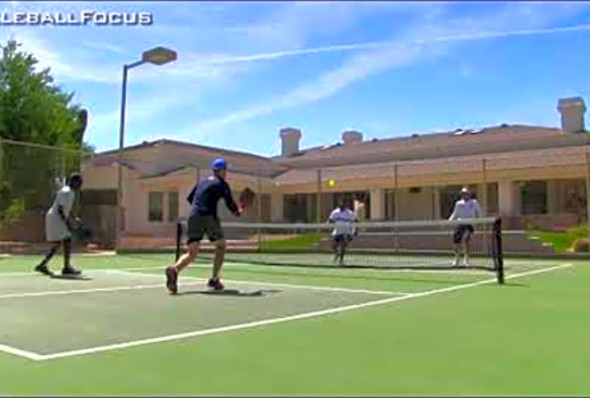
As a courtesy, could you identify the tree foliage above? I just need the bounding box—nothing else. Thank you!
[0,39,91,224]
[0,39,87,146]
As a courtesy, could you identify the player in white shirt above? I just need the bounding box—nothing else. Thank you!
[448,187,481,267]
[34,172,84,277]
[327,200,357,265]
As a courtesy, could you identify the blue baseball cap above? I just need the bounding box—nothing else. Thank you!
[212,158,227,171]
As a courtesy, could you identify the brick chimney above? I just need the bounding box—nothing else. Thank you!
[279,127,302,156]
[557,97,586,133]
[342,129,363,145]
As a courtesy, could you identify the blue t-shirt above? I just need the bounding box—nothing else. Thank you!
[187,176,239,218]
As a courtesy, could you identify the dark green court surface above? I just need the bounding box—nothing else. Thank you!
[0,269,399,357]
[0,254,587,396]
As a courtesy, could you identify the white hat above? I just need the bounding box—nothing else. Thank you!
[461,187,469,193]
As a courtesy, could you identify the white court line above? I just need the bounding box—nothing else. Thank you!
[0,271,44,277]
[19,262,570,362]
[0,280,202,300]
[110,269,406,296]
[0,344,44,361]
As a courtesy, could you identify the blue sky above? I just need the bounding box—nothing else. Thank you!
[3,1,590,155]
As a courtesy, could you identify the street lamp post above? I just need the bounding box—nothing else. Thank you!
[116,46,177,251]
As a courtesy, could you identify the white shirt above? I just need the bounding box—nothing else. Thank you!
[47,186,76,218]
[328,208,357,235]
[449,198,481,220]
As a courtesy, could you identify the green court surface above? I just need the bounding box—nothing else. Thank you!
[0,253,588,396]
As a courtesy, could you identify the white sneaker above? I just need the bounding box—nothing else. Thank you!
[452,257,460,267]
[462,256,469,267]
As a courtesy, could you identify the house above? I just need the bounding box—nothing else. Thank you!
[81,97,590,250]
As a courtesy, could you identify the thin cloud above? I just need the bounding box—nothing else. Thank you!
[196,23,590,66]
[88,92,199,136]
[188,20,590,133]
[82,42,126,55]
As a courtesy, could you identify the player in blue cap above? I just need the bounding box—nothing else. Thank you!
[165,157,241,294]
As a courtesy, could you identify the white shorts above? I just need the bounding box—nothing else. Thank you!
[45,213,71,242]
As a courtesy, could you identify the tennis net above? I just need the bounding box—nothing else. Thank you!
[175,217,504,284]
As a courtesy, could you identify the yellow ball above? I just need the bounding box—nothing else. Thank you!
[328,179,335,187]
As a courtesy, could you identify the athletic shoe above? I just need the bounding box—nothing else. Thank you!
[34,264,54,276]
[165,266,178,295]
[62,266,82,276]
[452,257,460,267]
[207,277,224,291]
[462,256,470,267]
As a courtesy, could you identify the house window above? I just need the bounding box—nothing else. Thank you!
[520,181,547,215]
[168,191,179,222]
[284,194,309,222]
[148,192,164,222]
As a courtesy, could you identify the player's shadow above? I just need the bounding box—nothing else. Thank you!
[49,274,93,281]
[501,281,529,288]
[177,288,282,297]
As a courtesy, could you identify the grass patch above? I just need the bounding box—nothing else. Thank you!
[527,225,589,253]
[260,232,322,252]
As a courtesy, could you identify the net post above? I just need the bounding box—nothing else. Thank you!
[175,220,183,262]
[493,217,504,284]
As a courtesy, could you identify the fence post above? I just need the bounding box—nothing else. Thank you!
[482,158,488,216]
[257,171,263,251]
[257,172,263,223]
[585,152,590,252]
[482,158,489,255]
[0,140,3,226]
[316,169,323,233]
[393,164,399,252]
[315,169,322,222]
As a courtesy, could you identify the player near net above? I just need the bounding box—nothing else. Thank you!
[165,158,255,294]
[448,187,482,267]
[328,199,357,265]
[34,172,84,277]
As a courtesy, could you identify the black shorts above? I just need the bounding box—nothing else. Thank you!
[453,224,474,244]
[333,234,353,243]
[187,215,224,244]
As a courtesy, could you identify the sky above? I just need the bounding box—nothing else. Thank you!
[2,1,590,156]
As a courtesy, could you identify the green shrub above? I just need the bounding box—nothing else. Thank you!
[566,225,588,239]
[2,198,25,224]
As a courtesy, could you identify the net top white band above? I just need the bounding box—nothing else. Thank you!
[178,217,500,230]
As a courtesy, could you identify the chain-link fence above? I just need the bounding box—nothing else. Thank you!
[0,139,88,253]
[3,138,590,255]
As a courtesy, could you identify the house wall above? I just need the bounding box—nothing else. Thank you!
[82,140,590,234]
[395,187,436,221]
